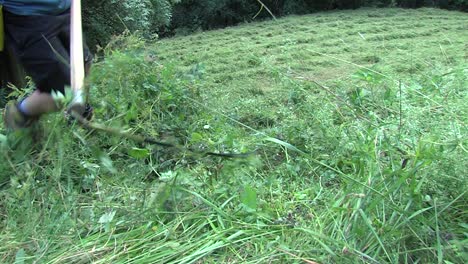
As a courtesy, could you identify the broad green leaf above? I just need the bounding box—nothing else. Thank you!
[241,185,257,211]
[99,153,117,174]
[99,211,116,224]
[191,132,203,143]
[128,147,150,159]
[125,103,138,122]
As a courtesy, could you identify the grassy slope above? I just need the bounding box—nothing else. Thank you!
[1,8,467,263]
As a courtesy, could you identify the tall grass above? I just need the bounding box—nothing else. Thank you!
[1,8,467,263]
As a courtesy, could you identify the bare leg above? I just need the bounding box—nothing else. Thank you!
[20,90,59,116]
[19,56,92,117]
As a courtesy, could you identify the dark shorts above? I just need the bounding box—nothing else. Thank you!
[3,10,92,94]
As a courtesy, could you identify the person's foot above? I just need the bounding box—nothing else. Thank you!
[3,101,38,131]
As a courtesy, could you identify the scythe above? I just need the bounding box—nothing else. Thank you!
[67,1,251,158]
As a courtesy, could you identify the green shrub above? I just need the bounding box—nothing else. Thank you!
[83,0,175,50]
[170,0,257,32]
[396,0,468,9]
[444,0,468,10]
[170,0,376,33]
[88,34,200,135]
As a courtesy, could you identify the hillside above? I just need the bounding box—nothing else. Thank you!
[1,8,467,263]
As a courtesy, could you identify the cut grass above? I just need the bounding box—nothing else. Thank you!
[1,7,467,264]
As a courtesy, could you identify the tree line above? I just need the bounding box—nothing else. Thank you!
[82,0,466,50]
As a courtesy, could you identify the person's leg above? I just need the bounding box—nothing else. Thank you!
[19,90,58,115]
[3,11,93,130]
[18,31,70,116]
[23,11,94,117]
[3,12,69,129]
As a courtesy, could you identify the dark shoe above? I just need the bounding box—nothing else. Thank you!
[82,103,94,121]
[3,101,38,131]
[66,103,94,123]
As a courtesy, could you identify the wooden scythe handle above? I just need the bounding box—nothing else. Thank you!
[70,0,85,110]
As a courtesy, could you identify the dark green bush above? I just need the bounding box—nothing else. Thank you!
[364,0,395,7]
[83,0,174,51]
[396,0,467,9]
[170,0,371,33]
[442,0,468,10]
[170,0,257,32]
[395,0,425,8]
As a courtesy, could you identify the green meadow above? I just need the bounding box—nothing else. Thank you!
[1,8,467,263]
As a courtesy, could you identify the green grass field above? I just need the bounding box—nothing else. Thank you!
[1,8,467,263]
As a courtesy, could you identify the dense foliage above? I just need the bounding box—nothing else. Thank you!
[397,0,467,8]
[83,0,176,50]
